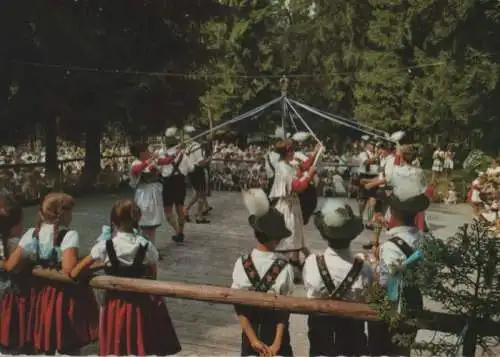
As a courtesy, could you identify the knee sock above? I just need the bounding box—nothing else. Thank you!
[166,214,179,232]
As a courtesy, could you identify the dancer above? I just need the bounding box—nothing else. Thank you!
[184,126,212,224]
[0,194,34,354]
[269,138,319,278]
[232,188,294,356]
[130,142,174,244]
[5,193,98,355]
[264,127,283,197]
[291,131,319,225]
[357,139,379,228]
[303,199,373,356]
[71,199,181,356]
[159,127,193,243]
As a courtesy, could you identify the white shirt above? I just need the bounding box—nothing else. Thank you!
[264,151,280,178]
[90,231,159,266]
[19,224,79,261]
[186,141,204,166]
[231,249,294,295]
[380,154,395,179]
[358,150,376,174]
[379,226,423,285]
[303,247,373,301]
[158,147,193,177]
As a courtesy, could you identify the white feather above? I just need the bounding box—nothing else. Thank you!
[320,199,348,227]
[393,180,425,201]
[184,125,196,133]
[361,135,369,141]
[165,126,178,137]
[390,131,405,142]
[292,131,310,142]
[274,126,285,138]
[242,188,270,217]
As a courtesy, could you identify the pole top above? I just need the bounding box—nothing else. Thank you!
[280,75,289,95]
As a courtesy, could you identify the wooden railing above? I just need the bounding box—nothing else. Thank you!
[2,263,498,355]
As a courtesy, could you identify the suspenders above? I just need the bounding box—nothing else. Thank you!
[104,239,149,277]
[171,156,182,176]
[241,254,288,293]
[388,237,414,258]
[33,229,69,268]
[316,255,364,299]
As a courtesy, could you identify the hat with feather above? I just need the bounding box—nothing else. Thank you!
[182,125,196,140]
[164,126,180,145]
[291,131,311,143]
[314,199,363,241]
[271,126,290,140]
[242,188,291,241]
[385,178,429,215]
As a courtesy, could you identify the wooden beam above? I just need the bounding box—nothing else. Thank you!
[2,264,500,337]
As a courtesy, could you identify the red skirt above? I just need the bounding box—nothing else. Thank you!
[0,276,37,350]
[99,291,181,356]
[31,280,99,353]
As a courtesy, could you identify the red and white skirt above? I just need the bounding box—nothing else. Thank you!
[99,291,181,356]
[31,280,99,353]
[0,276,38,350]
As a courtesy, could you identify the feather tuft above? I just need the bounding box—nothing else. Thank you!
[292,131,310,142]
[165,126,178,137]
[321,199,348,227]
[274,126,285,139]
[390,131,405,142]
[242,188,270,217]
[184,125,196,133]
[393,180,425,201]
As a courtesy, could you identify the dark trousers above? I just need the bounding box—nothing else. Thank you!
[299,184,317,225]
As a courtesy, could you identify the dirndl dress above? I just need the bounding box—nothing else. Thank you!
[30,231,99,354]
[0,271,38,351]
[99,240,181,356]
[270,161,304,251]
[130,170,164,228]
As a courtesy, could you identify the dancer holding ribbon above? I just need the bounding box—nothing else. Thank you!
[269,138,321,280]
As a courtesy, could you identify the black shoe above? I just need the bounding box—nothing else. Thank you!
[203,206,213,215]
[195,218,210,224]
[172,233,184,243]
[159,253,165,260]
[362,242,374,250]
[185,215,191,222]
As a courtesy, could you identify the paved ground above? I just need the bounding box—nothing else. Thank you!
[21,191,474,356]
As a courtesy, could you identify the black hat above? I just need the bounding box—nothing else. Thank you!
[242,188,291,240]
[385,181,430,215]
[314,199,363,241]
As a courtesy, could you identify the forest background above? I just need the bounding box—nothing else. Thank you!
[1,0,499,180]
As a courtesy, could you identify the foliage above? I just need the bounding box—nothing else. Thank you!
[369,221,500,356]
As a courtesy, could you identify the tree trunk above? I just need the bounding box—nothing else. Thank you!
[77,117,102,192]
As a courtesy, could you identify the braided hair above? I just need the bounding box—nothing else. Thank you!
[35,193,75,245]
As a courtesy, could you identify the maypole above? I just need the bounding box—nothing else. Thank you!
[280,75,289,137]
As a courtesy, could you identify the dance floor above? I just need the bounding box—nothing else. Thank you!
[21,190,476,355]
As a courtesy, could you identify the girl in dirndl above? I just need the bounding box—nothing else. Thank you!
[269,139,318,274]
[71,199,181,356]
[0,195,34,354]
[4,193,99,355]
[130,142,174,244]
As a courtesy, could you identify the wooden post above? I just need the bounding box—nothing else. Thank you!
[280,75,289,136]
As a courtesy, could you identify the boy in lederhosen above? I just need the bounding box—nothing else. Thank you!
[231,188,294,356]
[159,127,193,243]
[303,199,374,356]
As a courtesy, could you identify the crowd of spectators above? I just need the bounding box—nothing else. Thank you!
[0,136,363,203]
